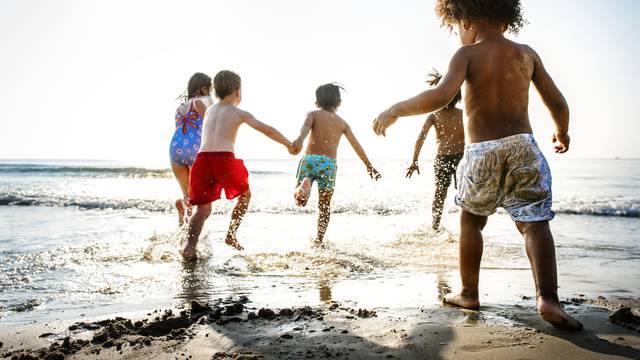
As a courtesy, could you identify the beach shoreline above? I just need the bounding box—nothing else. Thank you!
[1,295,639,360]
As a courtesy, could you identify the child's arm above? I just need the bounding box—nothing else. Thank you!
[292,112,314,154]
[407,115,434,178]
[239,110,293,151]
[530,47,570,153]
[373,48,469,136]
[344,125,381,180]
[192,98,209,118]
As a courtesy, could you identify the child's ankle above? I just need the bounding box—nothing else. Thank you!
[460,287,479,299]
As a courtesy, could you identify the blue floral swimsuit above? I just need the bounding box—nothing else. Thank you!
[169,100,203,167]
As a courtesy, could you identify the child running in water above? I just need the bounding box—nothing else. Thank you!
[406,69,464,230]
[182,70,294,259]
[373,0,582,330]
[169,73,213,226]
[292,83,381,246]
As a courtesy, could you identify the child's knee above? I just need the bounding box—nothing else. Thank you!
[196,203,212,218]
[242,190,252,201]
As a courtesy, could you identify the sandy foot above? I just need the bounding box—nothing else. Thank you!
[443,292,480,310]
[538,297,584,331]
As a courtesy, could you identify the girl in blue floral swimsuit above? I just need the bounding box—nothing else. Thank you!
[170,73,213,225]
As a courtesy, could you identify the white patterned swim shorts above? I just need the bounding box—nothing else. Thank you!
[454,134,554,222]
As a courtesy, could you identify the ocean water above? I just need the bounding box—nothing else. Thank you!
[0,158,638,325]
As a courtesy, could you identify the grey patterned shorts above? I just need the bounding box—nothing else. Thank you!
[454,134,554,222]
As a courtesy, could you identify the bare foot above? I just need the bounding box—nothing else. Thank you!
[181,243,197,261]
[176,199,187,226]
[443,292,480,310]
[537,297,583,330]
[225,234,244,251]
[294,178,312,207]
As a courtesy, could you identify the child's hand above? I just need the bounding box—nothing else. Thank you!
[287,142,297,155]
[406,161,420,178]
[552,131,570,153]
[367,165,381,181]
[373,110,398,136]
[292,138,304,154]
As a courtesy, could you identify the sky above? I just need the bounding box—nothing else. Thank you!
[1,0,639,166]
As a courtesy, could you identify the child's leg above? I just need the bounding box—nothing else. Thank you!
[294,178,312,207]
[225,190,251,251]
[443,210,486,310]
[516,221,583,330]
[315,189,334,246]
[182,203,212,259]
[432,178,451,230]
[171,163,191,226]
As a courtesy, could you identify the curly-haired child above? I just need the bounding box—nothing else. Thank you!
[373,0,582,330]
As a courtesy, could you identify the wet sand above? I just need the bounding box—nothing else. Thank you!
[1,296,639,360]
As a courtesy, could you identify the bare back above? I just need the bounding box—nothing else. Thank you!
[199,103,244,153]
[305,110,348,158]
[464,38,535,143]
[432,107,465,155]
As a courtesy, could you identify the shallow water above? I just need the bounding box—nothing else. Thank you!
[0,159,638,325]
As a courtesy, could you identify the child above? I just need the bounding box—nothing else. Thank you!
[405,69,464,230]
[169,73,214,226]
[292,83,381,246]
[372,0,582,330]
[182,70,294,259]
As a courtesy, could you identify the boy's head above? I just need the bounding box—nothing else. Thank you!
[427,69,461,109]
[214,70,242,103]
[315,83,343,112]
[435,0,525,44]
[187,72,212,99]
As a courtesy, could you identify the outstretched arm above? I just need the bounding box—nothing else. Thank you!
[373,47,469,136]
[292,112,314,154]
[530,47,570,153]
[407,115,434,178]
[239,110,292,151]
[345,125,381,180]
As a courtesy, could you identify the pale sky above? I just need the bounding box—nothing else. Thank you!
[1,0,639,166]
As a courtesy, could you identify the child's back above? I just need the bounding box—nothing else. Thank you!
[304,109,347,158]
[463,37,536,142]
[200,103,245,153]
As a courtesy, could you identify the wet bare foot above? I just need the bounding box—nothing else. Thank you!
[225,234,244,251]
[181,243,197,261]
[294,178,312,207]
[176,199,187,226]
[537,297,583,330]
[443,292,480,310]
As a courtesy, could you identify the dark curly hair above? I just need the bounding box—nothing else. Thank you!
[315,83,344,112]
[435,0,526,34]
[427,69,461,109]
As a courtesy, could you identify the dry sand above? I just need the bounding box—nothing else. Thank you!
[1,296,639,360]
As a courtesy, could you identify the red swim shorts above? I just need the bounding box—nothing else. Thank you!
[188,152,250,205]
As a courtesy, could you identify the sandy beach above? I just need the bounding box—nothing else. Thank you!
[2,295,639,360]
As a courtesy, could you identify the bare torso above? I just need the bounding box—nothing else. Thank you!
[463,38,535,143]
[199,103,244,153]
[305,110,348,158]
[432,107,465,155]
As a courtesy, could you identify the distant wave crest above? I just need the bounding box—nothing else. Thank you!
[0,189,637,218]
[0,164,285,178]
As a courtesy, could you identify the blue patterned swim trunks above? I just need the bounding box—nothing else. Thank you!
[296,154,337,190]
[455,134,554,222]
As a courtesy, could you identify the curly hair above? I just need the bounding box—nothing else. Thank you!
[435,0,526,34]
[427,69,461,109]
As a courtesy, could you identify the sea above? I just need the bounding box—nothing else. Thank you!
[0,158,638,325]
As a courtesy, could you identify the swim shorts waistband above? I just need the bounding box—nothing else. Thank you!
[196,151,236,158]
[464,133,536,153]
